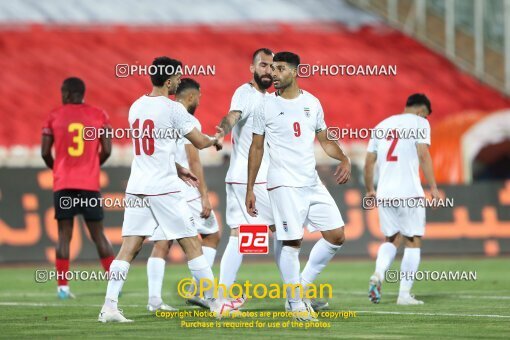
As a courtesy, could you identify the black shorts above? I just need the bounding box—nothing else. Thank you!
[54,189,104,221]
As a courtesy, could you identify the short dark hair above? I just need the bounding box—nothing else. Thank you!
[252,48,273,63]
[150,56,182,87]
[273,51,300,69]
[406,93,432,114]
[61,77,85,97]
[176,78,200,95]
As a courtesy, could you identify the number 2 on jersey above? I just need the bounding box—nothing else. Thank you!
[386,129,398,162]
[132,119,155,155]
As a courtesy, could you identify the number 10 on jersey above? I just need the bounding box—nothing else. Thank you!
[132,118,155,155]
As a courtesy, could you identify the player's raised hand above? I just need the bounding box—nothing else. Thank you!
[200,195,212,218]
[334,160,351,184]
[246,190,258,217]
[176,164,199,187]
[214,126,225,151]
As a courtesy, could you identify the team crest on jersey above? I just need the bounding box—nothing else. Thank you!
[282,221,288,232]
[304,107,310,117]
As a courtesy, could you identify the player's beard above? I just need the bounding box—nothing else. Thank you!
[167,80,179,96]
[168,85,177,96]
[187,104,197,115]
[253,72,273,90]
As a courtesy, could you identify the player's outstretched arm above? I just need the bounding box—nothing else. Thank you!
[99,132,112,165]
[41,134,54,169]
[246,134,265,217]
[185,144,211,218]
[184,127,222,151]
[217,110,242,138]
[417,143,439,199]
[364,152,377,197]
[317,130,351,184]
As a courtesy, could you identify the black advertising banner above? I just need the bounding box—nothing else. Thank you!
[0,167,509,263]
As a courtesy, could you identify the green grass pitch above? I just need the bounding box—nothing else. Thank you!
[1,258,509,339]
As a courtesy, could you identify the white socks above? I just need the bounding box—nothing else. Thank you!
[373,243,420,298]
[279,246,302,304]
[188,246,217,298]
[219,236,243,291]
[374,242,398,281]
[301,238,342,289]
[399,248,421,298]
[202,246,217,267]
[188,255,215,299]
[105,260,130,310]
[147,257,166,306]
[147,247,216,304]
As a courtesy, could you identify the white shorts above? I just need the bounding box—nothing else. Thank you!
[226,183,274,228]
[268,184,344,241]
[122,193,197,240]
[378,205,425,237]
[150,197,219,241]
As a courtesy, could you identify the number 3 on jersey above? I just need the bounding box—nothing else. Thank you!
[68,123,84,157]
[132,119,155,155]
[386,129,398,162]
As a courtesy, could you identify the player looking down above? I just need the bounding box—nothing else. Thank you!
[365,93,438,305]
[146,78,220,311]
[98,57,235,323]
[246,51,351,321]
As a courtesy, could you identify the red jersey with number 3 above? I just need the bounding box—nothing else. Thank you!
[366,113,431,199]
[42,103,111,192]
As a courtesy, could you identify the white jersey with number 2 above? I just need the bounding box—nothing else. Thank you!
[367,113,431,199]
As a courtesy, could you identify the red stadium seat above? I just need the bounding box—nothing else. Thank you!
[0,24,509,146]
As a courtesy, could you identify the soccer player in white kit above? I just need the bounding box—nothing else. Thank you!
[215,48,278,301]
[98,57,233,323]
[145,78,220,312]
[364,93,439,305]
[246,52,351,321]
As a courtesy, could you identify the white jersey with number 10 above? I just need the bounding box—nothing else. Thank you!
[125,95,194,195]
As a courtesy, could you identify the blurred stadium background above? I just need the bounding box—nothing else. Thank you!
[1,0,509,264]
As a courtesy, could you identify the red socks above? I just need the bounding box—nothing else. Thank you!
[55,258,69,286]
[100,256,115,272]
[56,256,114,287]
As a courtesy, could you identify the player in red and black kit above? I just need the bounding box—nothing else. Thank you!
[41,77,115,299]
